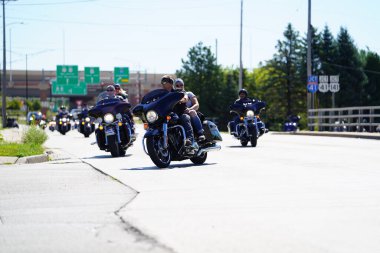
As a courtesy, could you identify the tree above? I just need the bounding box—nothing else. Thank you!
[176,42,224,120]
[335,27,367,107]
[362,50,380,105]
[267,23,305,117]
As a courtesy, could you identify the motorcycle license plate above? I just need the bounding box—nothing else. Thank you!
[105,127,115,136]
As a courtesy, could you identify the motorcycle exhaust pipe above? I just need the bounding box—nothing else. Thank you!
[197,144,221,156]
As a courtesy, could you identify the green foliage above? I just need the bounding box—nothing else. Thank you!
[334,27,367,107]
[22,126,48,146]
[6,99,22,110]
[0,143,44,157]
[176,24,380,131]
[31,100,42,111]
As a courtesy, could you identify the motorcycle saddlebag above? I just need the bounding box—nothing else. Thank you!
[203,120,223,142]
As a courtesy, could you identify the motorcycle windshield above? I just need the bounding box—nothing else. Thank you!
[230,101,266,114]
[89,91,131,118]
[133,89,184,120]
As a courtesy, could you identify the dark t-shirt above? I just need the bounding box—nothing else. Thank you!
[171,89,187,115]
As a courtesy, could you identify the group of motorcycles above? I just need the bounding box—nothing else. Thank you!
[47,89,268,168]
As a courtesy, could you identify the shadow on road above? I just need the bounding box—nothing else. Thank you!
[123,162,217,171]
[84,154,133,159]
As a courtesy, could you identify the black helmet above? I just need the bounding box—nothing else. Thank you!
[238,89,248,97]
[161,75,174,85]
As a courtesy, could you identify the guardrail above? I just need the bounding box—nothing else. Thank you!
[308,106,380,132]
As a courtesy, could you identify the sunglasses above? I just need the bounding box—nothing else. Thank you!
[106,89,114,92]
[175,84,184,87]
[115,87,120,90]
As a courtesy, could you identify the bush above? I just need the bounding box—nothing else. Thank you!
[22,126,48,145]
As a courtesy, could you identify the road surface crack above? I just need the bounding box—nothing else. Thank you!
[81,159,177,253]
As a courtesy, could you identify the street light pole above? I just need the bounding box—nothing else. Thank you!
[307,0,313,130]
[238,0,243,91]
[1,0,7,127]
[25,54,28,119]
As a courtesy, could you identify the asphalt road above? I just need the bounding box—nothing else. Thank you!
[2,125,380,253]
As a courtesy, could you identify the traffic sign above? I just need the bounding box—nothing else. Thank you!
[114,67,129,84]
[307,75,318,93]
[330,83,340,92]
[84,67,100,84]
[51,81,87,96]
[318,83,330,93]
[56,65,79,85]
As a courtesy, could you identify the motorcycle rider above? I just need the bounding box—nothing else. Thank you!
[161,75,196,147]
[174,78,206,142]
[104,85,135,134]
[229,89,267,136]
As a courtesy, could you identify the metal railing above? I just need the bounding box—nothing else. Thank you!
[308,106,380,132]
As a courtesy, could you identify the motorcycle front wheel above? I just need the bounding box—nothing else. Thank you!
[190,152,207,165]
[108,135,120,157]
[146,136,171,168]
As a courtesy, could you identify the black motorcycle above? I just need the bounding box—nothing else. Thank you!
[56,113,71,135]
[77,112,95,138]
[228,100,267,147]
[133,89,222,168]
[89,92,136,157]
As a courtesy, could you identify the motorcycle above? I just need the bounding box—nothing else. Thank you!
[228,100,267,147]
[77,114,95,138]
[89,92,136,157]
[133,89,222,168]
[284,115,301,132]
[56,113,71,135]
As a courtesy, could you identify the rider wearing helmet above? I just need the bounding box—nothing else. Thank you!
[229,89,254,136]
[114,83,128,101]
[161,75,195,147]
[174,78,205,142]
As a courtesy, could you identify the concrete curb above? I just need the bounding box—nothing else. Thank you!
[273,131,380,140]
[0,149,72,165]
[16,153,50,164]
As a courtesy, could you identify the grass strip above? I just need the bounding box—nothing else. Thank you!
[0,142,44,157]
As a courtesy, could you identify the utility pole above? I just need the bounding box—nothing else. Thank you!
[215,39,218,65]
[307,0,313,130]
[25,54,28,119]
[1,0,7,127]
[1,0,17,127]
[238,0,243,91]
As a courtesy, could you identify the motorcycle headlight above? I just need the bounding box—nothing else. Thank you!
[104,113,114,124]
[146,110,158,123]
[62,118,67,122]
[116,113,122,120]
[85,117,90,122]
[246,110,255,118]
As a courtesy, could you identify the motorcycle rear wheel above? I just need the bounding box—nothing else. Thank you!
[240,140,248,146]
[190,152,207,165]
[146,136,171,168]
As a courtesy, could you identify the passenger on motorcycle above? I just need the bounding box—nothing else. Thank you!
[161,75,196,148]
[174,78,206,142]
[114,83,129,101]
[114,83,135,131]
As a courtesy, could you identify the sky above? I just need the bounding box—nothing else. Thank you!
[3,0,380,74]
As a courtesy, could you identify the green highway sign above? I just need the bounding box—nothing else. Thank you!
[84,67,100,84]
[52,81,87,96]
[114,67,129,84]
[56,65,79,85]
